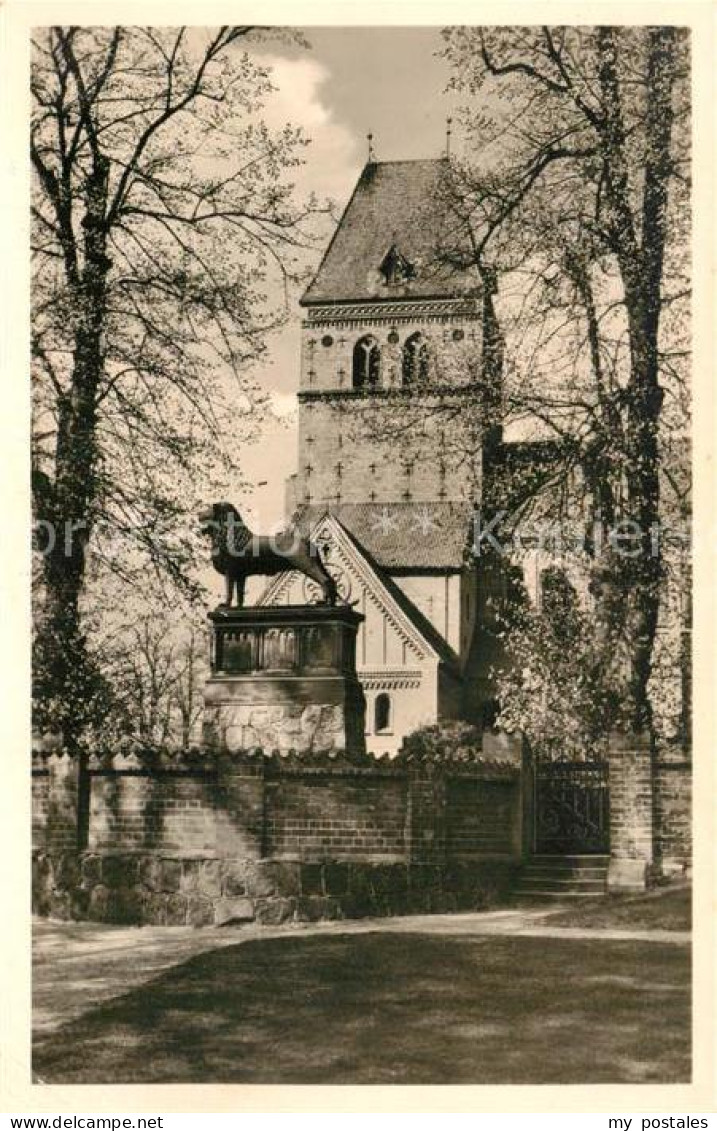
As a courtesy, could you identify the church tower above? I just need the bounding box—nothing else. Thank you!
[287,158,494,513]
[264,158,501,754]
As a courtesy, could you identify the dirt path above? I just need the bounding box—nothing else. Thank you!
[33,906,689,1038]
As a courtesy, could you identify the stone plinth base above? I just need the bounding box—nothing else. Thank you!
[203,604,366,755]
[606,857,651,892]
[203,679,365,754]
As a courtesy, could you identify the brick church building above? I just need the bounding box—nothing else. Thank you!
[31,161,690,924]
[258,157,504,754]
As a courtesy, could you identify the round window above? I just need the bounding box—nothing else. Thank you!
[452,328,465,342]
[387,330,399,345]
[321,334,334,348]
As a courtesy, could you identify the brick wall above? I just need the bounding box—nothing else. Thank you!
[88,770,219,855]
[606,733,654,890]
[264,766,407,860]
[605,732,694,889]
[33,735,690,922]
[32,747,521,926]
[32,770,49,849]
[44,754,81,852]
[405,768,446,864]
[654,758,691,873]
[446,777,517,858]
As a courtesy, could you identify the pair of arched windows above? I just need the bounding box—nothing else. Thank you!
[351,333,430,390]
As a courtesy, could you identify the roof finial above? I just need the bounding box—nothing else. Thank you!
[367,131,375,162]
[445,117,453,158]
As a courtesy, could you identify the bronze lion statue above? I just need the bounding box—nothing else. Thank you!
[198,501,337,608]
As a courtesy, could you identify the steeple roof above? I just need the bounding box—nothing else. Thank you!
[301,159,480,306]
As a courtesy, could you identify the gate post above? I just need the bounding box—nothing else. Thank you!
[606,730,654,891]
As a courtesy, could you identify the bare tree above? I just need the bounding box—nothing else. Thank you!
[31,26,323,745]
[105,614,207,747]
[356,26,689,736]
[446,26,690,733]
[173,626,206,747]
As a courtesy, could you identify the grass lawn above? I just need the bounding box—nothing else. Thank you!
[33,930,690,1085]
[543,884,691,932]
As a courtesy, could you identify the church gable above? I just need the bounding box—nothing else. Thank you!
[257,514,443,667]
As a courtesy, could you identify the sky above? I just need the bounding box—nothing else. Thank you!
[237,28,461,529]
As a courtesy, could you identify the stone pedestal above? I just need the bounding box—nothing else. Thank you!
[606,730,654,891]
[203,604,366,755]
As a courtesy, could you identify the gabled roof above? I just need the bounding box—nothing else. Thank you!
[334,519,459,669]
[257,513,458,668]
[291,501,475,571]
[301,159,480,305]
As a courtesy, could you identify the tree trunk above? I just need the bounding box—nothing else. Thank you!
[592,26,677,733]
[35,154,111,749]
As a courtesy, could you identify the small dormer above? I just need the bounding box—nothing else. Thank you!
[379,243,415,287]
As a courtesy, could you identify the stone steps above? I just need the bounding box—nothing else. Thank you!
[529,854,610,865]
[513,854,609,900]
[518,878,606,893]
[522,865,607,879]
[510,890,607,903]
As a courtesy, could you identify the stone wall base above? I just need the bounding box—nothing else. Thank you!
[32,851,517,928]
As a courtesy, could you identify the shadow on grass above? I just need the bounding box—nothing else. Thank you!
[33,925,240,1038]
[543,885,692,932]
[33,931,690,1085]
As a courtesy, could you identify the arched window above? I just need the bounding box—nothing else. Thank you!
[374,692,392,734]
[402,332,429,387]
[353,335,381,389]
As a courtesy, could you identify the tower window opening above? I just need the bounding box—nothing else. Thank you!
[402,332,430,386]
[380,245,414,287]
[353,335,381,389]
[374,692,392,734]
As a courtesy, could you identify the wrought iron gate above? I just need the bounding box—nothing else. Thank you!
[533,759,610,854]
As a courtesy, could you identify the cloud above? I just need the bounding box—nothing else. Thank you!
[233,53,359,526]
[259,55,360,204]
